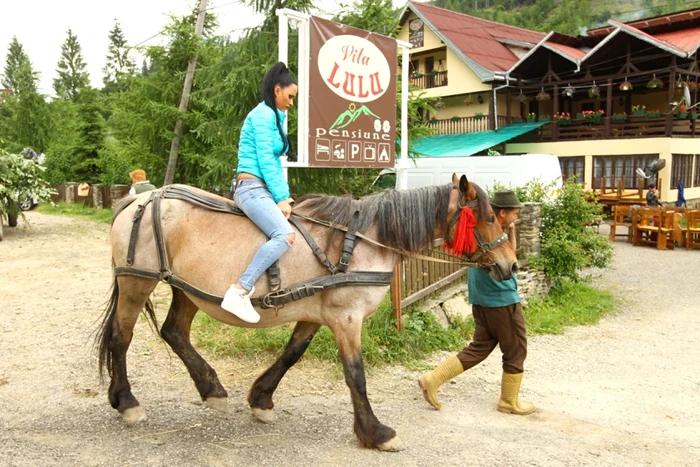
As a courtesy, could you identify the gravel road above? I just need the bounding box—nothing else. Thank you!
[1,213,699,466]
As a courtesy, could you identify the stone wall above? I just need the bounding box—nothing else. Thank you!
[516,202,542,267]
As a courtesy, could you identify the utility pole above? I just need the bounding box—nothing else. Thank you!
[164,0,208,186]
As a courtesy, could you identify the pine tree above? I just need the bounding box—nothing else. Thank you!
[2,37,32,94]
[53,29,90,101]
[102,19,135,93]
[74,87,106,183]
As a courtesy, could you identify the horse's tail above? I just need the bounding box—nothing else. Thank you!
[94,276,159,382]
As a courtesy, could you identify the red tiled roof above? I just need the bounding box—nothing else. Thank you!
[546,41,587,60]
[609,19,687,56]
[408,1,545,74]
[654,26,700,54]
[589,9,700,36]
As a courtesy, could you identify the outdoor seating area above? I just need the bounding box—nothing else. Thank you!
[608,204,700,250]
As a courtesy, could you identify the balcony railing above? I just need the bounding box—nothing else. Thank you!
[410,71,448,89]
[513,115,698,142]
[427,115,508,135]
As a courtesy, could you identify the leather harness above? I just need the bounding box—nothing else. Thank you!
[113,185,505,310]
[114,186,390,309]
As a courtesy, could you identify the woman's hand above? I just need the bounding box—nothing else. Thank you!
[277,199,292,219]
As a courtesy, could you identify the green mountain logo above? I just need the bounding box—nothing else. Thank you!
[330,105,381,130]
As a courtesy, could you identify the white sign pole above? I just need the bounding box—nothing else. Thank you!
[396,41,412,190]
[277,9,311,173]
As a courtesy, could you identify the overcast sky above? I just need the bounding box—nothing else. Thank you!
[0,0,407,96]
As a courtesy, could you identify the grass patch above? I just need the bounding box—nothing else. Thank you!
[37,202,114,224]
[524,279,616,335]
[193,293,474,368]
[192,279,614,368]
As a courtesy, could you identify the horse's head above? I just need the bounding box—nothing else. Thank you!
[443,174,519,281]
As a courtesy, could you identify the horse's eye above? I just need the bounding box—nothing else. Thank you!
[488,215,496,224]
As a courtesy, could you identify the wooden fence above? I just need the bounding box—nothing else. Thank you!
[50,183,130,209]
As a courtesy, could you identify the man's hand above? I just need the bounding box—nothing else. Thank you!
[277,199,292,219]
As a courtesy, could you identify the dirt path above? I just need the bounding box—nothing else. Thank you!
[1,213,699,466]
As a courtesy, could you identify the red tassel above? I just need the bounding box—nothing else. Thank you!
[445,208,477,256]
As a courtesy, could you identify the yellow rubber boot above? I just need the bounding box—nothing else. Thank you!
[418,355,464,410]
[497,372,536,415]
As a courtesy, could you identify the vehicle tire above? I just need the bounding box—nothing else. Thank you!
[0,216,4,241]
[19,197,34,211]
[8,213,18,227]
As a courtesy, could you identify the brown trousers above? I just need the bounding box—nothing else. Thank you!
[457,303,527,374]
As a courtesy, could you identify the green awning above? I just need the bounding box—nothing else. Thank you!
[410,122,547,157]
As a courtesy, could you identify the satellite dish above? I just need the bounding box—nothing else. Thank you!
[636,158,666,179]
[684,85,691,106]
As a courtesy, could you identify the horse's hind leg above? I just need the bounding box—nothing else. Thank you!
[330,319,404,452]
[161,288,228,410]
[248,321,321,423]
[99,276,158,424]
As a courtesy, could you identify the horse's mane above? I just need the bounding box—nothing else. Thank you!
[295,182,486,253]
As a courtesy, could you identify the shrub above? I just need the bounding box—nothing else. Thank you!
[487,177,558,203]
[0,149,56,219]
[530,177,612,283]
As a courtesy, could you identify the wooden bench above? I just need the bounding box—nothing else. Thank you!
[608,205,634,243]
[687,210,700,250]
[632,208,675,250]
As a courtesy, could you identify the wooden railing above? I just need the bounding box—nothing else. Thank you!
[514,116,697,142]
[409,71,448,89]
[427,115,508,135]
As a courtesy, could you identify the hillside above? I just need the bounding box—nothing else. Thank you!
[430,0,700,36]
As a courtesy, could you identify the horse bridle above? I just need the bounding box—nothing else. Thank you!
[447,197,509,267]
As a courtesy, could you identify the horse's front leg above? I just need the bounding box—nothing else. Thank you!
[330,319,404,452]
[248,321,321,423]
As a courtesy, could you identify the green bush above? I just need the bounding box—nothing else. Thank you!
[487,176,558,203]
[0,149,56,219]
[530,177,612,283]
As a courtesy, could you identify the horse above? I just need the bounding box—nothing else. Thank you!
[94,173,518,452]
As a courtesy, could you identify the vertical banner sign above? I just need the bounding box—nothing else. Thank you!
[308,16,397,168]
[408,19,424,48]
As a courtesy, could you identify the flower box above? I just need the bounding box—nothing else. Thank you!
[450,116,461,122]
[538,117,550,122]
[587,116,601,124]
[612,115,628,122]
[576,113,584,120]
[632,110,646,116]
[690,113,699,120]
[645,112,662,118]
[527,117,537,123]
[676,113,688,119]
[473,114,484,120]
[428,118,437,124]
[558,119,572,125]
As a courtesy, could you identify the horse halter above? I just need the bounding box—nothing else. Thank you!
[448,197,509,266]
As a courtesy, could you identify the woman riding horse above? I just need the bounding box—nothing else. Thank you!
[96,174,517,451]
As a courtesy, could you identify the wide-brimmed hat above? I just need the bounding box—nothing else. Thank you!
[490,190,524,209]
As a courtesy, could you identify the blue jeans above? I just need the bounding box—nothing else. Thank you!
[234,177,294,291]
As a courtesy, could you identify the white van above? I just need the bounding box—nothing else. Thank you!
[374,153,563,193]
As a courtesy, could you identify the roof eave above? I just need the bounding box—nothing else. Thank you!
[506,31,555,78]
[606,20,689,58]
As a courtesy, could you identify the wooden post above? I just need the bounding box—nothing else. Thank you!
[391,262,403,331]
[666,70,675,137]
[506,90,511,124]
[488,91,495,131]
[553,84,559,140]
[605,78,613,138]
[164,0,209,186]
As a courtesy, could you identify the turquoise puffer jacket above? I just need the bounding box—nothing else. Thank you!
[237,102,290,203]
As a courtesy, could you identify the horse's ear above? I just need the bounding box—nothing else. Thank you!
[452,173,459,185]
[459,175,470,196]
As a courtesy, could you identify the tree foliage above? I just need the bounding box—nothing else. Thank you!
[102,19,136,94]
[0,148,55,219]
[53,29,90,101]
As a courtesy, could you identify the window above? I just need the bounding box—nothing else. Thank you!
[672,154,694,188]
[695,155,700,188]
[593,154,658,189]
[559,156,584,183]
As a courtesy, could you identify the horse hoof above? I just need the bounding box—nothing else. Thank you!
[252,407,276,423]
[377,436,404,452]
[122,406,147,425]
[205,397,228,412]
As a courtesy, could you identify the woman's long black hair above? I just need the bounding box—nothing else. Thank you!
[261,62,296,157]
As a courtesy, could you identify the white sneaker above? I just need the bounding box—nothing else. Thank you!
[221,285,260,323]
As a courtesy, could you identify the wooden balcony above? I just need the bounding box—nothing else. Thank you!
[513,115,698,142]
[427,115,508,135]
[410,71,448,89]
